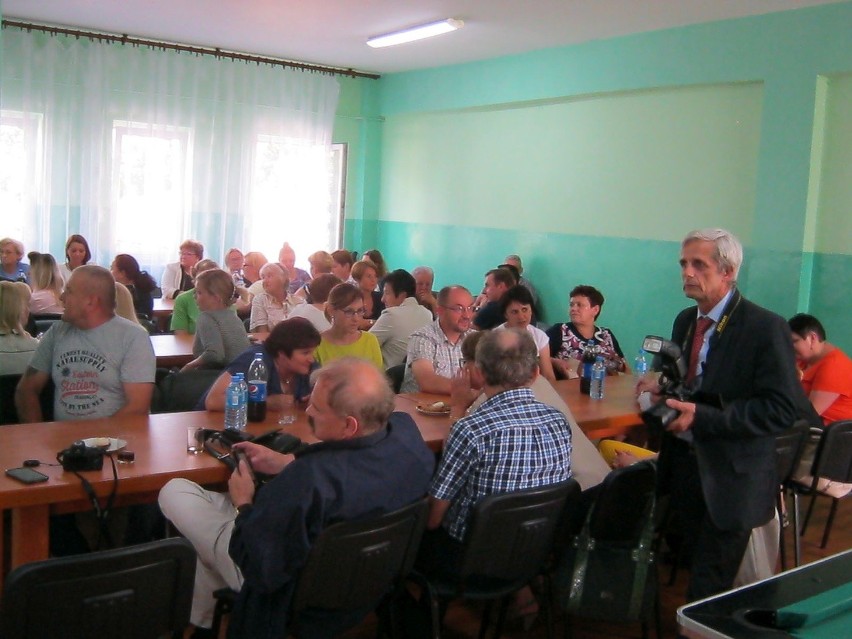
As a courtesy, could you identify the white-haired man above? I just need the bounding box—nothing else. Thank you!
[639,228,815,601]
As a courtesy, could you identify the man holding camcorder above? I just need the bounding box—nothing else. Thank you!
[636,228,816,603]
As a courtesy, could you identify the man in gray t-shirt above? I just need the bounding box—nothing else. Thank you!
[16,265,155,422]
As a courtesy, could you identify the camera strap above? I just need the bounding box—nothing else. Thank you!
[72,454,120,550]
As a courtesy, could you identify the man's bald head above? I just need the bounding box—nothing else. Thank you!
[74,265,117,311]
[310,358,395,434]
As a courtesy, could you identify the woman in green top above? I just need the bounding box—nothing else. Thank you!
[314,283,382,369]
[170,259,219,335]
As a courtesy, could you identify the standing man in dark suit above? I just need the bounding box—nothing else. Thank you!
[640,228,813,602]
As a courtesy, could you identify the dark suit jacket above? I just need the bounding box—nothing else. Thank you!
[659,289,816,531]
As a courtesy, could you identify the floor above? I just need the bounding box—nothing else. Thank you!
[335,493,851,639]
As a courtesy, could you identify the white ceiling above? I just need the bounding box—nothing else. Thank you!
[2,0,845,75]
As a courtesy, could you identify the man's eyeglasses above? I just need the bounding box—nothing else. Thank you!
[441,304,475,314]
[341,308,366,318]
[179,251,196,257]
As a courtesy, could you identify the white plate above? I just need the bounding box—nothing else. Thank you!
[81,437,127,453]
[416,404,451,417]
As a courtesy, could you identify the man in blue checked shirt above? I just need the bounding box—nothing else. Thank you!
[420,328,573,577]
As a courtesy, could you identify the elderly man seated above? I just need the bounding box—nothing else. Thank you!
[412,329,572,627]
[159,358,435,638]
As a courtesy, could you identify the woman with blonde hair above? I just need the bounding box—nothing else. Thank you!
[114,282,142,325]
[27,252,64,314]
[250,262,302,334]
[314,283,382,368]
[182,269,250,371]
[0,281,39,375]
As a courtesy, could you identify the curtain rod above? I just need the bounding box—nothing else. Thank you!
[2,19,381,80]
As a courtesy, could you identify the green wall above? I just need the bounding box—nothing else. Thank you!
[358,1,852,353]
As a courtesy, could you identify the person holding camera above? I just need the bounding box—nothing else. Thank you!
[637,228,816,603]
[159,358,434,638]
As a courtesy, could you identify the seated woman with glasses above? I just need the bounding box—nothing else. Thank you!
[314,283,382,368]
[161,239,204,299]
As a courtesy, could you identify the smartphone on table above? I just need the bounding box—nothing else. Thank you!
[6,467,49,484]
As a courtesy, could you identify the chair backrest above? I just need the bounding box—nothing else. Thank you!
[0,537,196,639]
[386,363,406,394]
[291,497,429,613]
[587,460,657,544]
[459,480,577,583]
[153,369,222,413]
[0,375,54,425]
[31,313,63,337]
[812,420,852,484]
[775,420,811,484]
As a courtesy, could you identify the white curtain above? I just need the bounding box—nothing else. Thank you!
[0,27,340,278]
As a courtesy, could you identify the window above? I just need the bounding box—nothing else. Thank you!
[110,121,192,265]
[0,110,44,246]
[247,136,346,261]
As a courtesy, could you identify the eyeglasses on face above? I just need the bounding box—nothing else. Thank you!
[441,304,475,314]
[341,307,366,318]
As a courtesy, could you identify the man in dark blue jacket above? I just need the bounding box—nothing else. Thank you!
[159,357,435,638]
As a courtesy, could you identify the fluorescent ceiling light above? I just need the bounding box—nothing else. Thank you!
[367,18,464,48]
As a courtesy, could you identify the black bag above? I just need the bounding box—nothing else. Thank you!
[554,482,657,623]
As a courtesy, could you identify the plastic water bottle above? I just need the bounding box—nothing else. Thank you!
[634,349,649,380]
[580,339,597,396]
[246,354,268,422]
[590,356,606,400]
[237,374,248,429]
[225,373,247,431]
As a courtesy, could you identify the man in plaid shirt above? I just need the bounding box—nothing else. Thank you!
[422,328,573,571]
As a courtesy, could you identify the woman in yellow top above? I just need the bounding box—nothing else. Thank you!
[314,283,382,368]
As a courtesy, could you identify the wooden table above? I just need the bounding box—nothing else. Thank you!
[151,297,175,332]
[396,374,643,443]
[553,375,643,439]
[0,379,641,578]
[150,332,195,368]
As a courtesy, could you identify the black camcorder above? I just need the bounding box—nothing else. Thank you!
[57,441,105,472]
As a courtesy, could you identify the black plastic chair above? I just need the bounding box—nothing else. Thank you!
[794,420,852,549]
[0,537,196,639]
[386,363,406,394]
[556,461,659,639]
[152,368,221,413]
[412,480,577,639]
[31,312,63,337]
[212,497,429,638]
[774,420,811,569]
[0,374,55,425]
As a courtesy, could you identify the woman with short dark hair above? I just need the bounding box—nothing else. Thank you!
[202,317,321,412]
[545,284,627,378]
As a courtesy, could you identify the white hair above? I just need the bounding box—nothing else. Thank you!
[682,228,743,282]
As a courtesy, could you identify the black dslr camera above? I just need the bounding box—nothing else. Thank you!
[639,336,694,430]
[639,335,722,430]
[57,441,105,472]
